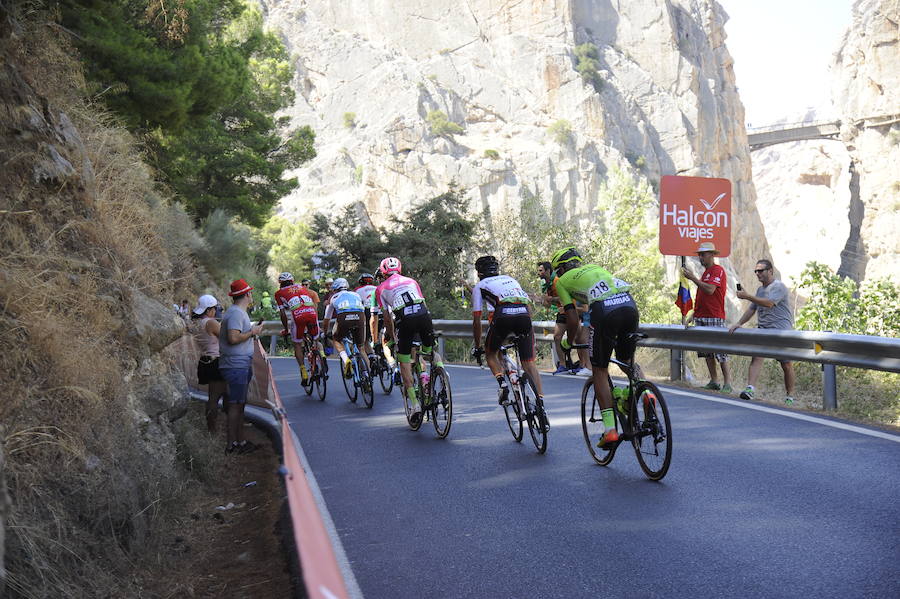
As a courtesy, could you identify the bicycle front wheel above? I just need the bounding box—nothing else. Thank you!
[630,381,672,481]
[430,368,452,439]
[314,355,327,401]
[358,354,374,409]
[521,375,547,454]
[581,379,618,465]
[377,358,393,394]
[503,385,523,442]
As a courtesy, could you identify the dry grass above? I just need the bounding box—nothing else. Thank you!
[0,9,221,598]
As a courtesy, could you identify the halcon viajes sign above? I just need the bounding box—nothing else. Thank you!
[658,175,732,257]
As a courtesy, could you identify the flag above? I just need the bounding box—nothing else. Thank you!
[675,272,693,316]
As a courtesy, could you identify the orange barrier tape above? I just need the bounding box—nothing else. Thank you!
[259,341,351,599]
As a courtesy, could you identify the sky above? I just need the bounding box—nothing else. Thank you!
[717,0,854,127]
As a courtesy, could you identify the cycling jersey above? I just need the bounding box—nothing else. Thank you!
[324,290,365,319]
[355,284,377,310]
[554,265,631,308]
[471,275,530,314]
[275,285,319,316]
[375,273,426,317]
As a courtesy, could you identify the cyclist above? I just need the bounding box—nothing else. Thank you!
[322,278,370,378]
[354,273,378,362]
[374,257,445,425]
[469,256,544,405]
[550,247,639,449]
[274,272,326,383]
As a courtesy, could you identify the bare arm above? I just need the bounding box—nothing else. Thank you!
[682,267,716,295]
[204,319,221,336]
[472,312,482,348]
[736,289,775,308]
[729,306,756,333]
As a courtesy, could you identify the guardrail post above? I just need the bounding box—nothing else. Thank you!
[670,349,682,381]
[269,335,278,355]
[437,335,445,358]
[822,364,837,410]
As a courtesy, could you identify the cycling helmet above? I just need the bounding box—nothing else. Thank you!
[358,273,375,285]
[550,246,582,270]
[379,256,402,276]
[474,255,500,279]
[278,272,294,283]
[332,278,350,291]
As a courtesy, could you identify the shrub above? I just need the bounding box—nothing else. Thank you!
[426,110,464,137]
[343,112,356,128]
[574,43,603,92]
[483,149,500,159]
[547,119,573,145]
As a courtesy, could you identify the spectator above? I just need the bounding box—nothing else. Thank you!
[190,294,227,432]
[535,261,570,375]
[218,279,264,454]
[729,259,796,405]
[682,242,733,393]
[178,299,190,320]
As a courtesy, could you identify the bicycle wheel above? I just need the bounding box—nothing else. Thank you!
[581,379,618,465]
[314,354,327,401]
[430,368,452,439]
[401,376,423,431]
[503,384,523,442]
[358,354,374,409]
[301,349,314,396]
[341,355,357,403]
[521,375,547,454]
[630,381,672,481]
[377,357,394,394]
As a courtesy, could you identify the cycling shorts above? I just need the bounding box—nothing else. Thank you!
[484,304,535,362]
[587,293,639,368]
[289,311,320,343]
[362,307,372,343]
[394,308,434,356]
[334,311,364,347]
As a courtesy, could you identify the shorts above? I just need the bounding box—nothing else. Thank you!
[220,366,253,405]
[485,304,535,362]
[588,293,640,368]
[695,317,729,362]
[555,312,568,325]
[197,356,223,385]
[334,311,365,347]
[289,310,320,343]
[362,308,372,343]
[394,305,434,356]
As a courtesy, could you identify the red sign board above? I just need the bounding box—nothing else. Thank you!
[658,175,732,257]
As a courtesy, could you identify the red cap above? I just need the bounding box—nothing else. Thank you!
[228,278,254,296]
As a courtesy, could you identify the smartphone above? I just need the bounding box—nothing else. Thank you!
[736,283,743,291]
[256,318,264,325]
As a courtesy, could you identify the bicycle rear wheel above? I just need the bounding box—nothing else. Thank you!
[521,375,547,454]
[358,354,374,409]
[430,368,452,439]
[377,357,394,394]
[581,380,618,465]
[503,385,523,442]
[314,354,327,401]
[630,381,672,481]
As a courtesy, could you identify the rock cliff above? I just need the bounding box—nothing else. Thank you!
[262,0,769,282]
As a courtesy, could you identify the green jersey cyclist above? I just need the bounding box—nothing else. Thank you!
[550,246,639,448]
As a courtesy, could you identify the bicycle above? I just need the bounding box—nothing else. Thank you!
[338,334,374,409]
[576,333,672,480]
[400,336,452,438]
[299,332,327,401]
[477,334,549,454]
[370,342,398,395]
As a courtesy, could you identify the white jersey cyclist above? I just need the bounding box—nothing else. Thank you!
[471,274,530,316]
[355,284,378,313]
[324,289,366,319]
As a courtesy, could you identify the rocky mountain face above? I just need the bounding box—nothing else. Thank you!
[262,0,770,285]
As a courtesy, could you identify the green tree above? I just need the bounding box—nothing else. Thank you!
[260,215,315,279]
[574,43,602,92]
[197,209,269,290]
[426,110,463,137]
[547,119,573,145]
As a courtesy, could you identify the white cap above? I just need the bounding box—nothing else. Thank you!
[193,294,218,315]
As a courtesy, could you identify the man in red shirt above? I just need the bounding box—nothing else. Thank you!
[274,272,324,383]
[682,242,732,393]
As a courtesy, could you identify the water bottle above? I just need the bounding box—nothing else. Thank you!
[613,385,629,415]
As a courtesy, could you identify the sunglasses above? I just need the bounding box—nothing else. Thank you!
[753,268,769,274]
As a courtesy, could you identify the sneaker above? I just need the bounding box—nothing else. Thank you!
[739,386,754,401]
[409,404,423,425]
[238,440,259,454]
[703,381,721,391]
[573,368,592,376]
[552,364,569,375]
[721,383,733,394]
[596,429,619,449]
[785,396,795,405]
[393,371,402,385]
[497,384,510,406]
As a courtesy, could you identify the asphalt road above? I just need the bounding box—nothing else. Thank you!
[273,358,900,599]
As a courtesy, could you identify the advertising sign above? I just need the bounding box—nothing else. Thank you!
[659,175,732,257]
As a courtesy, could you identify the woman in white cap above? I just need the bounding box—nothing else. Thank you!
[191,294,227,432]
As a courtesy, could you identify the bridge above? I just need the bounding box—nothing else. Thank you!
[747,113,900,150]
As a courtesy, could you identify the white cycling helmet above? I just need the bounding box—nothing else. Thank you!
[278,272,294,282]
[332,278,350,291]
[379,257,402,276]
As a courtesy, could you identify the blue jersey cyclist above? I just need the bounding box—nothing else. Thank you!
[469,255,545,406]
[322,278,370,377]
[551,246,640,449]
